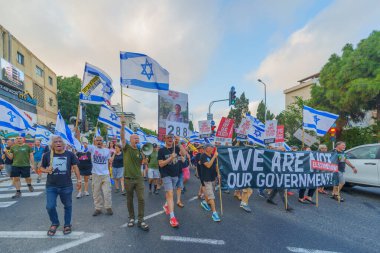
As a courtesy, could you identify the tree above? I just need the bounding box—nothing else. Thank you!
[227,92,250,127]
[310,31,380,140]
[140,127,156,136]
[189,120,194,131]
[256,100,275,123]
[57,75,100,128]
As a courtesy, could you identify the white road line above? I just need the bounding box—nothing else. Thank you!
[0,182,47,187]
[287,247,341,253]
[0,201,17,208]
[188,196,198,202]
[0,192,43,199]
[40,233,103,253]
[161,236,225,245]
[0,186,45,192]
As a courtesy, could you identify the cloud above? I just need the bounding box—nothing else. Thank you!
[246,0,380,92]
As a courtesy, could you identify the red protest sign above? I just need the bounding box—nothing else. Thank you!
[275,125,284,143]
[216,117,234,138]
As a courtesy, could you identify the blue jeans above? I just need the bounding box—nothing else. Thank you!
[46,186,73,226]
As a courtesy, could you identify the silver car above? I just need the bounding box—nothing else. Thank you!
[345,143,380,187]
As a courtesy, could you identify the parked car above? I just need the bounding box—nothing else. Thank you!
[345,143,380,187]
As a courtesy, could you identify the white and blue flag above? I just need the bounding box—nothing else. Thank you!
[135,128,147,143]
[98,105,121,129]
[246,114,265,147]
[303,106,339,136]
[107,127,120,139]
[80,63,114,104]
[0,97,33,132]
[95,127,101,137]
[55,112,82,151]
[35,125,51,144]
[120,52,169,92]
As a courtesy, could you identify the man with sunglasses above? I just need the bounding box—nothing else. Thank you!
[158,134,187,228]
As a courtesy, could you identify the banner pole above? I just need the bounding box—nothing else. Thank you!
[285,189,288,210]
[216,158,223,216]
[316,189,319,208]
[75,100,81,129]
[120,84,124,113]
[302,127,305,149]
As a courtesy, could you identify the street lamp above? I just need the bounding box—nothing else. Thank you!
[257,79,267,123]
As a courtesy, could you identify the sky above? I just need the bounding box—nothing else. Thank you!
[1,0,379,131]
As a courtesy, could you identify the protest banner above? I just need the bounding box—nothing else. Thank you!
[218,146,338,190]
[215,117,234,144]
[166,121,189,137]
[158,90,189,140]
[235,117,252,139]
[275,125,284,143]
[264,120,277,144]
[293,128,319,147]
[198,120,212,138]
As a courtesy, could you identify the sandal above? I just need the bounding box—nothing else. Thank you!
[63,225,72,235]
[177,202,185,208]
[127,219,135,227]
[47,225,59,236]
[137,221,149,231]
[298,198,309,204]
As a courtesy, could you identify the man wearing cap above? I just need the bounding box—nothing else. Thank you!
[158,134,187,228]
[199,143,221,222]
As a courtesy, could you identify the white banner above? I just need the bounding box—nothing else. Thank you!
[264,120,277,144]
[198,120,211,137]
[166,121,189,138]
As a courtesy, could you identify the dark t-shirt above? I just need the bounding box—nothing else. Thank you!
[335,150,347,172]
[42,151,78,188]
[113,153,124,168]
[3,147,12,165]
[200,153,217,182]
[195,153,202,177]
[158,145,181,178]
[76,151,92,171]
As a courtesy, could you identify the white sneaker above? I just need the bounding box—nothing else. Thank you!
[76,192,82,199]
[84,191,90,196]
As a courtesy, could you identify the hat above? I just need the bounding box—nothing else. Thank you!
[81,137,89,143]
[153,143,158,148]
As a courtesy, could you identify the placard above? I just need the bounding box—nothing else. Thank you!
[198,120,211,138]
[264,120,277,144]
[236,118,252,139]
[275,125,285,143]
[166,121,189,137]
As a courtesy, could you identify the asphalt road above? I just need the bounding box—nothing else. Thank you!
[0,171,379,253]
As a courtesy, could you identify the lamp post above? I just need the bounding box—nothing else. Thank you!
[257,79,267,123]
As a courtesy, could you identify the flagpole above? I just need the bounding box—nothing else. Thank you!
[120,84,124,113]
[75,99,81,129]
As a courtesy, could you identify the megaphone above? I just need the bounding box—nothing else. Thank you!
[141,143,153,156]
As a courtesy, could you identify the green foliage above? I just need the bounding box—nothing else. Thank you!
[311,31,380,131]
[256,100,275,122]
[340,126,377,149]
[140,127,156,136]
[57,75,100,128]
[189,120,194,131]
[227,92,251,127]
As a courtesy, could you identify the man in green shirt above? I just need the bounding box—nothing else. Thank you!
[121,115,149,231]
[5,136,35,198]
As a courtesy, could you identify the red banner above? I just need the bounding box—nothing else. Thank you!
[216,117,234,138]
[275,125,284,143]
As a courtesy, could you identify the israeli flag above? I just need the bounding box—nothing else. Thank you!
[35,125,51,145]
[55,112,82,151]
[79,63,114,104]
[0,97,32,132]
[283,142,291,151]
[120,52,169,92]
[98,105,121,129]
[107,127,120,139]
[246,115,265,147]
[95,127,101,137]
[146,135,160,145]
[135,128,147,142]
[303,106,339,136]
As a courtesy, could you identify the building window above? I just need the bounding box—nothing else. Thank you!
[33,83,45,108]
[49,98,53,107]
[17,52,24,65]
[35,66,44,77]
[48,76,53,86]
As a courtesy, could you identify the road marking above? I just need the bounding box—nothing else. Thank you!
[0,201,17,208]
[0,186,45,192]
[161,236,225,245]
[0,192,43,199]
[287,247,341,253]
[0,182,47,187]
[0,231,103,253]
[120,196,198,228]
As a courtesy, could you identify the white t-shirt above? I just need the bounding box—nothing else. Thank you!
[88,145,111,175]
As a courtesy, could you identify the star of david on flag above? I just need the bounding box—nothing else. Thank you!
[303,105,339,136]
[35,125,52,145]
[0,97,32,132]
[98,105,122,129]
[245,114,265,147]
[120,52,169,92]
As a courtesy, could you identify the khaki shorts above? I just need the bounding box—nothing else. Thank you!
[204,181,215,200]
